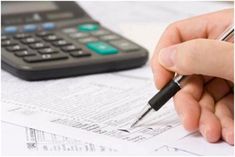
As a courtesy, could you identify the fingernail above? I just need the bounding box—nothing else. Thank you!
[225,132,234,145]
[159,45,177,67]
[200,125,207,138]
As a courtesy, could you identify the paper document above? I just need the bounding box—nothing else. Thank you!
[1,121,117,155]
[1,66,189,154]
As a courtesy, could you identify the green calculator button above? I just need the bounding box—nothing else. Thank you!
[78,24,99,32]
[86,41,118,55]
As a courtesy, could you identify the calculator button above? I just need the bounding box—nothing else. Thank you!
[86,41,118,55]
[14,33,31,39]
[42,22,55,31]
[29,42,49,49]
[2,40,17,47]
[36,31,52,37]
[91,29,110,36]
[78,24,99,32]
[100,34,120,41]
[4,26,17,34]
[38,48,58,54]
[53,40,71,47]
[21,37,39,44]
[62,28,77,34]
[15,50,37,57]
[2,35,10,41]
[24,53,68,63]
[69,32,89,39]
[70,50,91,57]
[23,24,37,32]
[6,45,26,52]
[61,45,81,52]
[109,40,139,52]
[43,35,61,42]
[78,37,98,43]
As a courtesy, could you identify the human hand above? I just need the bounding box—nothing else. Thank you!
[151,9,234,145]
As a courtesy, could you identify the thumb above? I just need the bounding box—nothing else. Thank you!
[158,39,234,82]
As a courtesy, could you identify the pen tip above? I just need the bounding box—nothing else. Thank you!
[130,121,138,128]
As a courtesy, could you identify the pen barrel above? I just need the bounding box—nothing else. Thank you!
[148,80,181,111]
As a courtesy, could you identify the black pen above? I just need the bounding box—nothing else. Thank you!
[130,25,234,128]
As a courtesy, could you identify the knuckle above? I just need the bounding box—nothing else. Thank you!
[165,21,179,32]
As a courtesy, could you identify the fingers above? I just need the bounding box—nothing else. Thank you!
[158,39,234,82]
[199,91,221,143]
[215,94,234,145]
[205,78,231,101]
[151,9,233,89]
[173,75,203,131]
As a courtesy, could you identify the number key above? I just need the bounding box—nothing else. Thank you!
[15,50,36,57]
[38,48,58,54]
[14,33,31,39]
[29,42,49,49]
[21,37,39,44]
[24,53,68,63]
[53,40,71,47]
[1,40,17,47]
[6,45,26,52]
[70,50,91,58]
[61,45,81,52]
[43,35,61,42]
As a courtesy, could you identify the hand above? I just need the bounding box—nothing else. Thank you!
[151,9,234,145]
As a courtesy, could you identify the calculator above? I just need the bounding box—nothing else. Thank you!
[1,1,148,81]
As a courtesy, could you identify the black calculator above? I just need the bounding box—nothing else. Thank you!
[1,1,148,81]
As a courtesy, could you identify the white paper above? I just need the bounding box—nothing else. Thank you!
[1,121,117,155]
[1,65,189,154]
[168,132,234,156]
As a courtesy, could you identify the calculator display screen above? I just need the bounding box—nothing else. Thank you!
[2,2,58,15]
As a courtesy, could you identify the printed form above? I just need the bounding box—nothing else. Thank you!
[2,121,117,155]
[1,66,189,154]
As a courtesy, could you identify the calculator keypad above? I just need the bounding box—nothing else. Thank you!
[2,22,141,66]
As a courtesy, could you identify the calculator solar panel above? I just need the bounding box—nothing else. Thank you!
[1,1,148,81]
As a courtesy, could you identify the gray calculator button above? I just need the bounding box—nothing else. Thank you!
[15,50,36,57]
[38,48,58,54]
[1,40,17,47]
[14,33,31,39]
[36,31,52,37]
[6,45,26,52]
[61,45,81,52]
[1,35,9,41]
[29,42,49,49]
[44,35,61,41]
[110,40,139,52]
[24,53,68,63]
[21,37,39,44]
[62,28,77,34]
[100,34,120,41]
[70,32,89,39]
[53,40,71,47]
[78,37,98,43]
[91,29,110,36]
[70,50,91,57]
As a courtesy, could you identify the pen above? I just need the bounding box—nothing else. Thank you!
[131,24,234,128]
